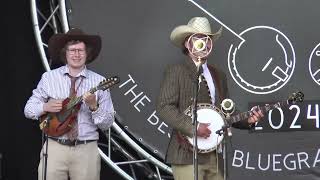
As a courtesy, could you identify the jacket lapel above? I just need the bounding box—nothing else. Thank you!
[207,64,223,105]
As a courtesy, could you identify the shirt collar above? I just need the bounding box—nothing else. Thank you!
[61,65,88,78]
[201,62,208,70]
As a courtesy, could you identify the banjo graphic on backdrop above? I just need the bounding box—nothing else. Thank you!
[228,26,295,94]
[188,0,296,95]
[309,43,320,86]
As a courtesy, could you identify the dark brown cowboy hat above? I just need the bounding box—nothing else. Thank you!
[48,28,101,64]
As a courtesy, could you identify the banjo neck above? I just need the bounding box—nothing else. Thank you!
[227,100,290,124]
[227,91,304,124]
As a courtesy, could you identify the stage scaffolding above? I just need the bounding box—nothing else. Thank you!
[30,0,173,179]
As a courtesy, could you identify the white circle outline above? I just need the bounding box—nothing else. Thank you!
[227,26,296,94]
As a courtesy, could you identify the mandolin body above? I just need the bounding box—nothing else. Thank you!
[38,76,120,136]
[40,98,81,137]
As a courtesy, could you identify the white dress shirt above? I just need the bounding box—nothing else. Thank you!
[24,65,115,140]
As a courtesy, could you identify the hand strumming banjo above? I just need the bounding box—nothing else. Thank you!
[183,91,304,153]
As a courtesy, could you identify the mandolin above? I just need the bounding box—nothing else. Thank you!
[39,76,120,137]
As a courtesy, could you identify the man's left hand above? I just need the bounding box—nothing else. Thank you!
[83,92,98,110]
[248,107,264,124]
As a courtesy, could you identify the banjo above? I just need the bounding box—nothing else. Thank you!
[184,91,304,153]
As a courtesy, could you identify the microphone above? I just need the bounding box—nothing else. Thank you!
[215,124,232,136]
[221,98,235,115]
[221,99,235,137]
[186,33,213,60]
[194,38,207,52]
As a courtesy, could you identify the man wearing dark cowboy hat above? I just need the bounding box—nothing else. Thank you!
[24,28,115,180]
[156,17,264,180]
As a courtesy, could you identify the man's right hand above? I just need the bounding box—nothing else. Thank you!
[43,99,63,113]
[197,123,211,138]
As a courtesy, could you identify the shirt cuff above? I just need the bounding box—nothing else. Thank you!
[34,103,45,119]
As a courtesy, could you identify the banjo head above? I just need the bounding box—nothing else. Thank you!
[186,103,226,153]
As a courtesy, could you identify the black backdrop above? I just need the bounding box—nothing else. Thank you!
[68,0,320,180]
[2,1,43,180]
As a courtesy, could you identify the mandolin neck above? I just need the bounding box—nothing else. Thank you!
[65,87,98,110]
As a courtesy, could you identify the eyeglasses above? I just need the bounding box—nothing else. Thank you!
[67,48,86,55]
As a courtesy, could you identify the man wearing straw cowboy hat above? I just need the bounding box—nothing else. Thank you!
[24,28,115,180]
[156,17,263,180]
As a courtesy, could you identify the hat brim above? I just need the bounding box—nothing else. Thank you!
[48,34,101,64]
[170,25,222,48]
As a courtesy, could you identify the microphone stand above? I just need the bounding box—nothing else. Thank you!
[40,118,50,180]
[222,116,231,180]
[186,33,212,180]
[191,62,203,180]
[216,99,235,180]
[215,118,231,180]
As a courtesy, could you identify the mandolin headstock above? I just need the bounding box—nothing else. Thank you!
[97,76,120,91]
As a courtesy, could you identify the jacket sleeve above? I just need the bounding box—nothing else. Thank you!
[156,65,193,137]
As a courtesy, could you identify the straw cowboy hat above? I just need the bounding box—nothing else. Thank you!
[48,28,101,64]
[170,17,222,48]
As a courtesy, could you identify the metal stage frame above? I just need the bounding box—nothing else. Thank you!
[30,0,173,179]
